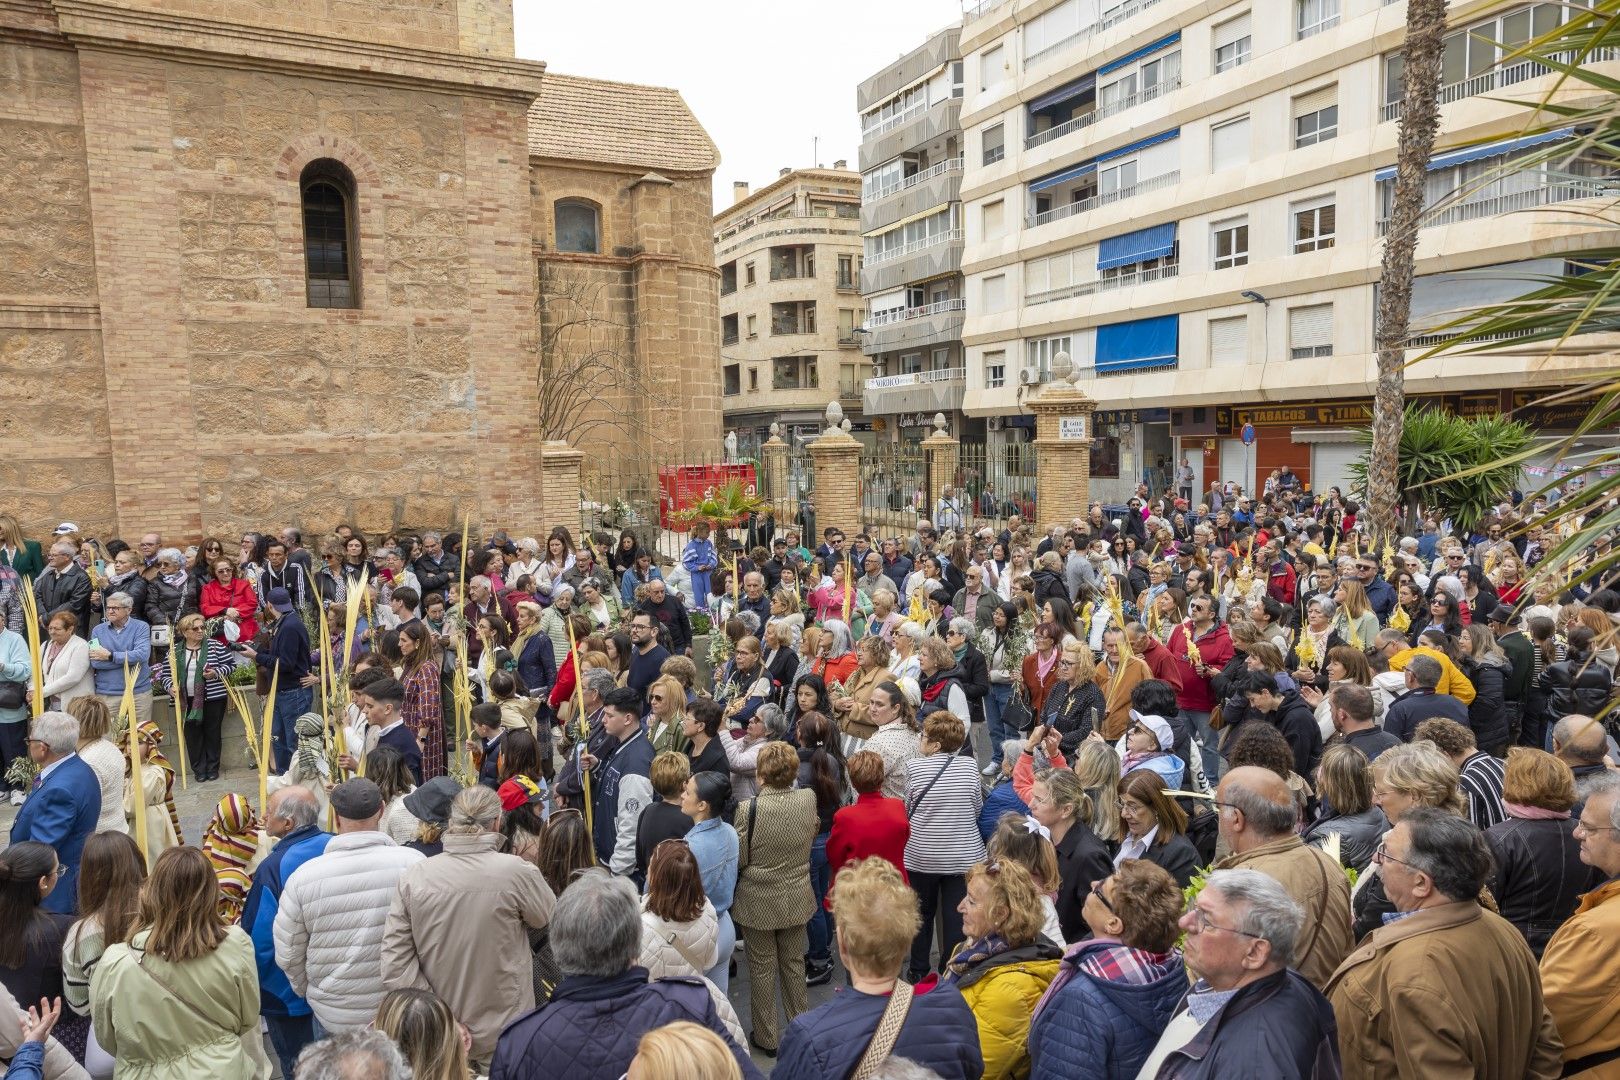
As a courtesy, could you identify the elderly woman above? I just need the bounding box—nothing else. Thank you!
[38,610,93,711]
[95,549,149,628]
[902,713,986,983]
[142,546,191,631]
[733,741,818,1057]
[67,697,128,834]
[945,858,1062,1080]
[1114,770,1201,888]
[889,620,925,683]
[571,577,616,634]
[1354,740,1467,940]
[1029,767,1113,944]
[152,612,233,781]
[812,619,859,689]
[680,770,739,992]
[199,558,258,648]
[717,635,772,729]
[719,701,787,800]
[830,635,891,752]
[1302,743,1387,873]
[866,588,903,644]
[1485,748,1600,958]
[917,636,970,727]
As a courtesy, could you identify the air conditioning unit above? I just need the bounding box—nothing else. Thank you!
[987,415,1005,431]
[871,363,884,376]
[1018,368,1040,386]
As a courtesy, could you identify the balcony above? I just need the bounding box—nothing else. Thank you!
[1026,262,1179,306]
[836,273,859,292]
[859,230,965,295]
[862,158,965,233]
[1031,172,1179,228]
[965,0,1010,19]
[1025,76,1180,151]
[1376,179,1615,235]
[860,98,962,172]
[865,229,964,268]
[1099,0,1164,30]
[862,367,967,416]
[838,328,862,345]
[1382,49,1620,121]
[862,298,966,353]
[722,330,740,346]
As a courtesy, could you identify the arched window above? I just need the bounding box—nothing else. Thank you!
[301,159,359,308]
[555,199,600,254]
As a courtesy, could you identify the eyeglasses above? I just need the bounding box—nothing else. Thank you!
[1185,906,1265,938]
[1091,877,1116,913]
[1574,817,1618,837]
[1373,841,1418,869]
[649,694,665,703]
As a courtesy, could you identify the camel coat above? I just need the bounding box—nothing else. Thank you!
[832,661,887,742]
[1093,656,1151,740]
[1540,876,1620,1078]
[1214,834,1352,990]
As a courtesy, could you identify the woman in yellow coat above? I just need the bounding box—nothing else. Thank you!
[124,719,182,858]
[942,858,1063,1080]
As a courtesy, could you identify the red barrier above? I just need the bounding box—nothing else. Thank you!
[658,465,759,530]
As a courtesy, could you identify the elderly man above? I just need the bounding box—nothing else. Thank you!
[638,577,692,656]
[242,787,331,1078]
[1213,766,1352,989]
[293,1030,410,1080]
[237,588,313,773]
[87,591,152,727]
[1138,868,1340,1078]
[1383,655,1469,742]
[412,531,453,597]
[383,785,555,1064]
[489,868,760,1080]
[1325,808,1563,1079]
[951,563,997,631]
[33,542,91,638]
[737,570,773,625]
[553,667,616,810]
[854,553,888,600]
[274,778,424,1035]
[1551,715,1614,804]
[462,575,513,663]
[1540,773,1620,1077]
[9,711,100,912]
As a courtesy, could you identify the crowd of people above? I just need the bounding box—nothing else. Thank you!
[0,475,1618,1079]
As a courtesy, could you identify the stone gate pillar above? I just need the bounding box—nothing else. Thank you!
[808,403,863,536]
[1027,355,1099,531]
[760,423,792,526]
[921,413,959,521]
[540,440,585,537]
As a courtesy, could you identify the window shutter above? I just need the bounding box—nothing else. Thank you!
[982,274,1007,312]
[1293,84,1336,118]
[1214,13,1251,49]
[1210,316,1247,365]
[1210,118,1250,172]
[1289,304,1333,350]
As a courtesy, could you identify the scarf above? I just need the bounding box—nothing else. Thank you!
[201,794,258,873]
[944,934,1011,982]
[921,668,954,704]
[1505,801,1570,821]
[135,720,184,845]
[512,621,542,664]
[177,642,207,721]
[1036,648,1058,682]
[162,569,188,590]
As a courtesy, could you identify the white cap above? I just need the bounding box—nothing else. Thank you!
[53,522,80,535]
[1128,710,1175,751]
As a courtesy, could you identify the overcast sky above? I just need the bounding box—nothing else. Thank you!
[512,0,965,211]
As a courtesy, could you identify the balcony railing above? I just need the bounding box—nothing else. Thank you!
[838,330,862,345]
[1026,28,1092,69]
[1100,0,1163,30]
[862,100,928,139]
[720,282,737,296]
[836,273,859,291]
[771,323,816,336]
[865,298,966,329]
[1026,262,1179,305]
[867,157,964,202]
[1376,179,1614,235]
[864,228,964,267]
[769,267,810,281]
[864,367,966,391]
[722,332,739,346]
[1031,171,1180,227]
[839,381,864,399]
[1025,75,1180,150]
[966,0,1011,19]
[1383,49,1620,120]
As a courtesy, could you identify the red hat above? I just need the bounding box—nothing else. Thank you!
[498,775,544,812]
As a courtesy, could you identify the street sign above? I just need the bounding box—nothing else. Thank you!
[1241,422,1256,446]
[1058,416,1087,440]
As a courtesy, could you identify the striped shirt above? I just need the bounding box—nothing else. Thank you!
[1459,751,1507,830]
[902,754,986,875]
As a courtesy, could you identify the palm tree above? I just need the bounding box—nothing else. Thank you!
[1348,407,1533,535]
[1368,0,1451,544]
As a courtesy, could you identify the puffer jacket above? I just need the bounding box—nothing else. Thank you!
[774,980,983,1080]
[489,967,762,1080]
[979,777,1030,841]
[272,831,425,1031]
[1485,814,1601,958]
[1302,806,1388,874]
[637,898,744,1045]
[950,939,1064,1080]
[1462,656,1511,752]
[1029,941,1187,1080]
[1539,650,1614,720]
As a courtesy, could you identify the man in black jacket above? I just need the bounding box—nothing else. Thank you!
[1242,671,1322,778]
[34,541,92,639]
[1487,603,1535,746]
[413,531,454,598]
[238,588,314,772]
[636,579,691,656]
[1385,656,1470,743]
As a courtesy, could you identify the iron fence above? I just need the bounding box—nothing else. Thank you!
[860,444,929,532]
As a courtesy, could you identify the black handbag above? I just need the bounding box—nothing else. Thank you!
[1003,686,1034,733]
[0,681,25,710]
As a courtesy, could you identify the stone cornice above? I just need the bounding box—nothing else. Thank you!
[534,248,718,277]
[48,0,545,103]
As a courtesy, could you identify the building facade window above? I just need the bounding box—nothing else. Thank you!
[1296,0,1339,39]
[1293,86,1338,147]
[301,159,359,309]
[555,199,600,254]
[1212,218,1249,268]
[1293,199,1337,252]
[1289,304,1334,358]
[984,349,1007,389]
[745,262,756,286]
[772,355,818,390]
[1026,334,1072,381]
[983,123,1006,165]
[1213,14,1252,73]
[1209,315,1247,365]
[1210,116,1250,173]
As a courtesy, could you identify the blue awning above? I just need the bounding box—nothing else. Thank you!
[1097,222,1177,270]
[1029,73,1096,113]
[1374,127,1576,182]
[1096,315,1178,373]
[1029,160,1097,192]
[1096,128,1179,164]
[1097,31,1182,76]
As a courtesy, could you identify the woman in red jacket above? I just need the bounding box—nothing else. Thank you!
[826,749,909,896]
[199,557,258,647]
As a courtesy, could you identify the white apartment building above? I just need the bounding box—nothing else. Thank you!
[959,0,1620,503]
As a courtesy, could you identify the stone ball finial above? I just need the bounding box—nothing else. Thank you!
[932,412,948,435]
[840,418,852,432]
[825,400,845,429]
[769,421,781,438]
[1052,351,1076,386]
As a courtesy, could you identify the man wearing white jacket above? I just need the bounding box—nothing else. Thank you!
[274,778,424,1033]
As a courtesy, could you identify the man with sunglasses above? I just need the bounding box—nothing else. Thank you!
[1138,868,1339,1078]
[1325,809,1562,1080]
[1353,553,1397,624]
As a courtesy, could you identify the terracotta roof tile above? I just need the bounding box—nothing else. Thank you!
[527,72,719,173]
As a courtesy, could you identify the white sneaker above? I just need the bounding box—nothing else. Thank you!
[982,762,999,778]
[9,790,25,807]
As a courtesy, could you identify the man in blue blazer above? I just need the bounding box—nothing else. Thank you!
[12,710,101,914]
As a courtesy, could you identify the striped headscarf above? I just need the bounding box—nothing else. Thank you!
[135,720,184,846]
[201,793,259,924]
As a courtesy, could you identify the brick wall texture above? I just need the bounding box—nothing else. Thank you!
[1,0,721,542]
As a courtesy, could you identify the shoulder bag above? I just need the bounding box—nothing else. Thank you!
[134,948,269,1077]
[851,981,916,1080]
[905,757,954,815]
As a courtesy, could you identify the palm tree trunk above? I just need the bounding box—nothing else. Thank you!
[1369,0,1448,543]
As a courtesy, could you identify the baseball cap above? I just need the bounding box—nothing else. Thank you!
[53,522,80,535]
[265,587,295,614]
[1128,711,1175,751]
[329,778,384,820]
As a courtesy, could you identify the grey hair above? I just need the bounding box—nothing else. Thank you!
[550,868,640,977]
[898,621,927,645]
[375,546,401,563]
[1221,776,1298,836]
[519,536,541,555]
[422,531,442,543]
[1433,575,1464,601]
[469,575,491,590]
[1306,594,1336,620]
[51,541,76,557]
[1400,806,1493,902]
[1406,655,1442,690]
[551,584,575,603]
[823,619,855,658]
[293,1028,411,1080]
[1202,868,1304,967]
[447,784,503,834]
[736,611,761,636]
[104,591,134,610]
[868,1059,941,1080]
[584,667,617,700]
[1000,740,1025,772]
[756,702,789,739]
[269,787,321,830]
[1582,772,1620,829]
[156,547,184,566]
[30,711,79,755]
[872,588,898,608]
[1553,715,1608,766]
[948,617,976,640]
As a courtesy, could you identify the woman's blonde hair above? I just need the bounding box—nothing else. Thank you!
[1373,740,1467,817]
[964,859,1047,948]
[1072,740,1123,843]
[1062,641,1096,683]
[1337,579,1372,619]
[68,695,111,743]
[630,1021,743,1080]
[830,857,920,978]
[176,613,206,634]
[1037,767,1093,827]
[1315,743,1373,815]
[987,814,1059,891]
[138,847,227,962]
[648,675,685,716]
[756,740,798,789]
[374,989,469,1080]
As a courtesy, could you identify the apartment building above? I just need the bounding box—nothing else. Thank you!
[959,0,1620,502]
[857,25,979,445]
[715,168,868,456]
